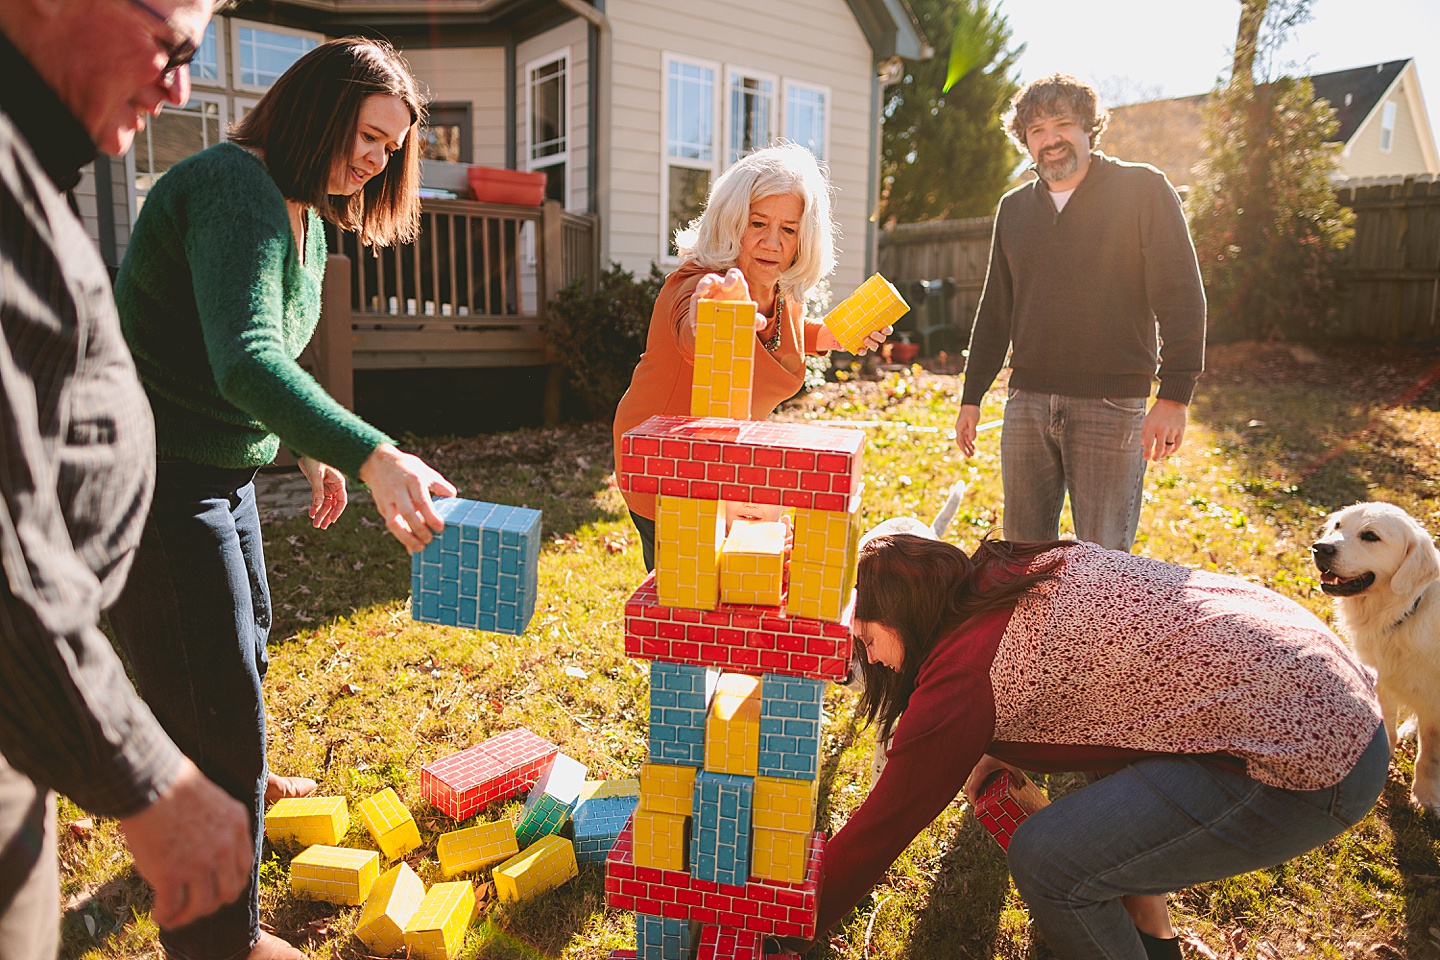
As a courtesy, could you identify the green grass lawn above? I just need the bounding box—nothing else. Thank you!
[59,342,1440,959]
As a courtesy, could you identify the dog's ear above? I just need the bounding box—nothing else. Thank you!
[1392,527,1440,597]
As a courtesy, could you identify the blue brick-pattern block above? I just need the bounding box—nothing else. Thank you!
[757,674,824,780]
[648,662,718,768]
[410,498,542,635]
[689,771,753,886]
[571,795,637,863]
[636,913,693,960]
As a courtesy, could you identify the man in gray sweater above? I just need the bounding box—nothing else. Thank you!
[955,74,1206,552]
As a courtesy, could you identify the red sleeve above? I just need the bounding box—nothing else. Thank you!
[814,607,1012,936]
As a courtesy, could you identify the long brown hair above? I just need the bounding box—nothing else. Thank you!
[854,535,1077,740]
[230,37,424,247]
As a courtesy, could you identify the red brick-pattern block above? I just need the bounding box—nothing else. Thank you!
[625,574,852,682]
[619,416,864,511]
[420,729,559,821]
[607,952,638,959]
[973,770,1050,851]
[604,817,824,939]
[694,928,801,960]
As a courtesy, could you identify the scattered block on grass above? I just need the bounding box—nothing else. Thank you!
[354,862,425,956]
[632,808,688,871]
[639,762,698,816]
[690,771,754,886]
[420,728,558,820]
[706,673,762,776]
[648,661,719,768]
[757,674,824,781]
[357,788,422,860]
[410,497,542,635]
[691,299,757,420]
[637,912,699,960]
[289,845,379,905]
[719,520,787,607]
[516,753,587,847]
[403,880,474,960]
[492,834,579,902]
[572,794,639,864]
[656,495,725,611]
[974,769,1049,851]
[437,820,518,878]
[577,778,641,803]
[819,273,909,354]
[263,796,348,847]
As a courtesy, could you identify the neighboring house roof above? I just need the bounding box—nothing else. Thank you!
[843,0,931,61]
[1104,58,1435,186]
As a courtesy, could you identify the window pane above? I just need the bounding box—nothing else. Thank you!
[729,75,772,164]
[422,126,463,163]
[1380,101,1397,151]
[668,166,710,257]
[135,100,221,194]
[786,85,826,161]
[191,22,219,81]
[668,61,714,161]
[238,27,318,87]
[542,163,565,204]
[531,59,567,160]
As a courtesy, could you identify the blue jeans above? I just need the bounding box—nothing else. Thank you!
[630,510,656,572]
[1007,723,1389,960]
[999,389,1148,550]
[110,463,271,960]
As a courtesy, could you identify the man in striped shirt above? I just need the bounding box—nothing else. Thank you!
[0,0,252,955]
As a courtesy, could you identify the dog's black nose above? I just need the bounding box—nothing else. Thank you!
[1312,542,1336,558]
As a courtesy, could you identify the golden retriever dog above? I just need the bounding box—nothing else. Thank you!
[1312,501,1440,810]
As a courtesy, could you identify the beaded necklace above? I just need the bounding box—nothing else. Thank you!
[762,284,784,353]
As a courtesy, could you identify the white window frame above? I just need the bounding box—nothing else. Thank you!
[783,79,831,162]
[125,91,228,226]
[1380,100,1398,153]
[232,96,260,122]
[525,48,570,209]
[660,52,721,264]
[724,66,778,166]
[189,19,227,89]
[229,18,323,93]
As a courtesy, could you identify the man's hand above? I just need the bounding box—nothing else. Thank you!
[297,456,347,530]
[954,404,982,457]
[118,759,252,930]
[1141,399,1188,461]
[358,443,458,552]
[962,754,1024,803]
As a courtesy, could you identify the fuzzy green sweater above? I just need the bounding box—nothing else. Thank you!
[116,142,389,478]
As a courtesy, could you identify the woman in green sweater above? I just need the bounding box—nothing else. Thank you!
[111,39,452,960]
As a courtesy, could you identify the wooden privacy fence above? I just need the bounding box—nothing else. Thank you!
[1332,175,1440,343]
[304,198,599,422]
[876,216,992,353]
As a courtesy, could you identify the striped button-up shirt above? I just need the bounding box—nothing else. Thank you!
[0,32,183,817]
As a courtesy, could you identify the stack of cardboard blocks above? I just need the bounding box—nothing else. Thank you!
[606,288,893,958]
[411,497,543,636]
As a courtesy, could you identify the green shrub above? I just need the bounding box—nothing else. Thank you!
[546,261,666,419]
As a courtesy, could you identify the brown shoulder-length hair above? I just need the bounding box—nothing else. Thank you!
[853,535,1077,740]
[230,37,424,247]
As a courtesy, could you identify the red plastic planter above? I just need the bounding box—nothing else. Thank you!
[466,166,547,206]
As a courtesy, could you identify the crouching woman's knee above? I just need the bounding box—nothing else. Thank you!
[1005,811,1072,903]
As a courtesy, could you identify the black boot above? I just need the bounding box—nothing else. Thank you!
[1138,930,1182,960]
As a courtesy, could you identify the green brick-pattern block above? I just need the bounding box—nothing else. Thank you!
[516,794,573,848]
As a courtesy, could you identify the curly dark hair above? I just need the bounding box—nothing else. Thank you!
[1004,73,1109,151]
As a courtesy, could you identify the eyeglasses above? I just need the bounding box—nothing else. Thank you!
[121,0,200,75]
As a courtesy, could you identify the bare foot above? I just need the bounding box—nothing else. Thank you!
[264,774,317,806]
[246,931,306,960]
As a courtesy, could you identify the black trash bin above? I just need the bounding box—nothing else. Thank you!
[904,278,957,356]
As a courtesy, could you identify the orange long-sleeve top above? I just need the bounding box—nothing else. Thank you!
[613,261,825,521]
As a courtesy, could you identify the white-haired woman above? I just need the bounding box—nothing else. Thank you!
[612,143,888,569]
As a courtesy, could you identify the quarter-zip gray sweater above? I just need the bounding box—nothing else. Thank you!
[961,152,1206,407]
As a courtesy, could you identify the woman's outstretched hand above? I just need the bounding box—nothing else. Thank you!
[679,268,765,356]
[359,443,458,552]
[815,324,894,355]
[962,754,1025,803]
[298,456,347,529]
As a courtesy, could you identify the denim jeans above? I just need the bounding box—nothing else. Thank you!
[1007,722,1389,960]
[0,754,57,960]
[630,510,657,572]
[109,463,271,960]
[999,389,1148,551]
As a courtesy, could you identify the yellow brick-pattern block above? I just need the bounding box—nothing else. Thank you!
[753,776,819,834]
[639,762,698,815]
[578,778,640,803]
[632,809,688,871]
[358,788,422,860]
[438,820,519,878]
[493,835,579,902]
[751,827,810,884]
[791,496,860,571]
[706,673,761,776]
[821,273,909,353]
[656,496,724,611]
[290,845,379,905]
[264,796,349,847]
[403,880,474,960]
[720,520,786,606]
[787,512,859,623]
[355,862,425,956]
[691,299,756,419]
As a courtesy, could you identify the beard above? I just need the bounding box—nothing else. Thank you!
[1035,141,1079,183]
